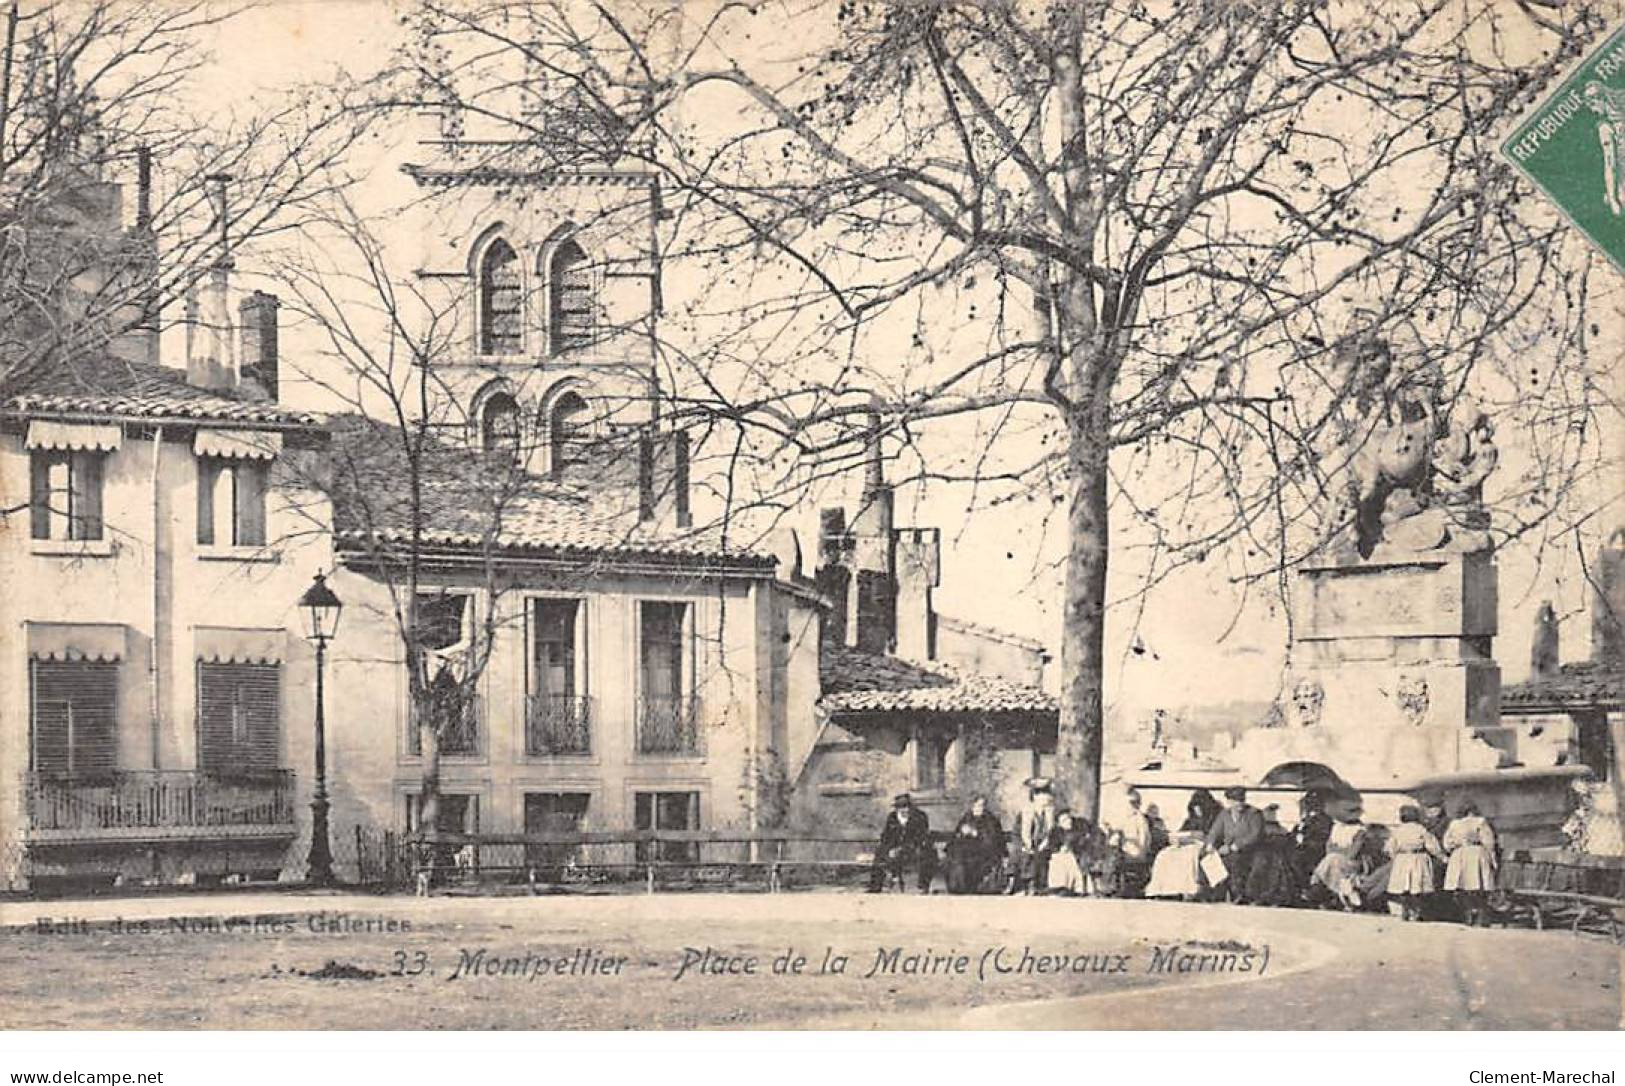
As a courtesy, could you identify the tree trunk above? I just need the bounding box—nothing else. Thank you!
[1056,395,1110,822]
[419,716,441,836]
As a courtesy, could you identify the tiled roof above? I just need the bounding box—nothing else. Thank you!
[1503,660,1623,710]
[326,414,773,569]
[3,354,318,427]
[819,645,1057,717]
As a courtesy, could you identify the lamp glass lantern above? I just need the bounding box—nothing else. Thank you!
[299,572,343,643]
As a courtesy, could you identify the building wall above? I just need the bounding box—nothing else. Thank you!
[935,617,1047,688]
[397,170,662,455]
[790,714,1049,848]
[321,560,815,871]
[0,421,332,889]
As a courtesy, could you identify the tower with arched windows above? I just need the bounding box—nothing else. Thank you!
[397,133,666,486]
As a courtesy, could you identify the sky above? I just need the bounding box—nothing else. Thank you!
[180,0,1623,714]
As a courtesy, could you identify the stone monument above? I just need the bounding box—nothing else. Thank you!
[1131,339,1585,848]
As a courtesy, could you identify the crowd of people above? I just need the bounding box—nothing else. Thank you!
[867,780,1502,925]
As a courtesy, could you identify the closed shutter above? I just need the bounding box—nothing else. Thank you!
[197,459,219,544]
[197,662,281,773]
[30,660,118,777]
[29,453,51,540]
[70,452,103,540]
[549,239,592,350]
[233,462,267,546]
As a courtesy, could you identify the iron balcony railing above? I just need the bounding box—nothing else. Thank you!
[24,769,295,837]
[636,695,703,756]
[525,693,593,756]
[408,695,481,757]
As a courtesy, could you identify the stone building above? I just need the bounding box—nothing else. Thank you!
[0,165,332,891]
[791,450,1057,835]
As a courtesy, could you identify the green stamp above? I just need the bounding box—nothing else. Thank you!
[1503,24,1625,272]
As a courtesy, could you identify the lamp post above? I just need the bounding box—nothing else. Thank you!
[299,571,343,886]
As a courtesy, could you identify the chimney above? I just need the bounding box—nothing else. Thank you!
[239,291,280,401]
[848,415,896,653]
[1531,600,1559,684]
[816,509,852,652]
[1592,528,1624,667]
[187,174,237,391]
[894,527,941,662]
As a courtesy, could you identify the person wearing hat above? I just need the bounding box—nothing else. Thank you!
[1243,803,1300,907]
[1006,778,1058,894]
[1203,786,1265,903]
[868,793,937,893]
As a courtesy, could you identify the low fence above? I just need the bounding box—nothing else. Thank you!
[351,827,897,893]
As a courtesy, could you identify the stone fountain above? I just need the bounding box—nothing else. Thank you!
[1127,352,1586,849]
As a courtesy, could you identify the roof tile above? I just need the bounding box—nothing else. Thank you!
[819,645,1056,716]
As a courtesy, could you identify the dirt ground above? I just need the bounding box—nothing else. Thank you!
[0,891,1617,1029]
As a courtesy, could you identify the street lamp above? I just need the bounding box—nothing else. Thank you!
[299,571,343,886]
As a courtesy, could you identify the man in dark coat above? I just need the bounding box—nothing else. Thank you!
[868,793,937,893]
[1205,786,1266,903]
[945,796,1006,893]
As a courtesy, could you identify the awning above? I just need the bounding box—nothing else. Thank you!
[193,626,286,664]
[26,622,126,662]
[194,429,282,461]
[25,420,121,452]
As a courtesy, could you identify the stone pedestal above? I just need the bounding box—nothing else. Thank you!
[1233,551,1509,786]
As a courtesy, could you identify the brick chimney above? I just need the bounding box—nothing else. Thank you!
[1593,528,1624,667]
[848,420,896,655]
[187,174,237,391]
[894,527,940,662]
[1531,600,1559,683]
[239,291,280,401]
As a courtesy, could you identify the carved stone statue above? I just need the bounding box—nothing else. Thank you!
[1326,328,1497,559]
[1288,678,1325,729]
[1395,673,1430,727]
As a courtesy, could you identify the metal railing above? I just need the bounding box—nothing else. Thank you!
[24,770,296,836]
[636,695,702,755]
[408,695,481,756]
[525,693,592,756]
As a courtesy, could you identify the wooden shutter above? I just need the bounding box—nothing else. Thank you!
[480,239,522,355]
[70,452,103,540]
[29,453,52,540]
[233,462,267,546]
[197,459,219,544]
[30,660,118,777]
[197,662,281,773]
[549,239,591,350]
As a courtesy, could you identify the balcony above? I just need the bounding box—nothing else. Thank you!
[24,770,296,844]
[408,695,481,757]
[636,695,703,756]
[526,693,592,756]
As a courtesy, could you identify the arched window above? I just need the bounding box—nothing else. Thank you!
[547,237,592,353]
[479,237,522,355]
[481,392,521,464]
[548,390,589,479]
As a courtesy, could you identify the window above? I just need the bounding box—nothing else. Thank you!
[479,237,522,355]
[410,593,478,756]
[547,237,592,352]
[30,450,104,541]
[634,790,699,862]
[548,391,589,479]
[1577,712,1614,783]
[529,598,589,755]
[638,601,698,754]
[915,730,951,793]
[404,792,479,834]
[196,663,280,774]
[197,459,268,547]
[480,392,522,463]
[523,792,590,867]
[30,660,118,778]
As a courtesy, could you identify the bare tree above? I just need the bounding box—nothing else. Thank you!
[380,0,1620,820]
[0,0,371,394]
